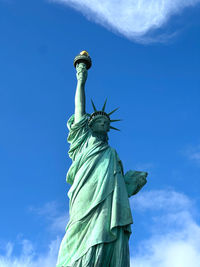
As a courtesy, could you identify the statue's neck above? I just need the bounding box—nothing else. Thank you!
[92,131,108,143]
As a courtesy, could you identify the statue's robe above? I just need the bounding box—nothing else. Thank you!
[56,114,133,267]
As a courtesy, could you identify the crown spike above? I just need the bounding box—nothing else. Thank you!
[110,126,120,131]
[102,98,107,112]
[91,99,97,112]
[108,107,119,116]
[110,119,121,122]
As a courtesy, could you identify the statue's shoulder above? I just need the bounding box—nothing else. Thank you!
[67,114,89,131]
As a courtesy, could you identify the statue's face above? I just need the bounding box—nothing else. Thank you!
[91,117,110,134]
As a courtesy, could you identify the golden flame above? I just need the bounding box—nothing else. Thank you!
[80,50,89,56]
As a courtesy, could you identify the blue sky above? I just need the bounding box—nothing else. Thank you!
[0,0,200,266]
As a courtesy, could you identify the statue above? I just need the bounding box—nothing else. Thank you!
[56,51,148,267]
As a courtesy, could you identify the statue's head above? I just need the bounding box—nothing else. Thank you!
[88,99,120,134]
[89,116,110,134]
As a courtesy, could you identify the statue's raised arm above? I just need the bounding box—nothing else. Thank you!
[74,51,92,124]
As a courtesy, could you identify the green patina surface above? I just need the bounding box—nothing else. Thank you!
[56,52,147,267]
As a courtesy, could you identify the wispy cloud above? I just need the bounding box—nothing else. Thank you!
[29,200,69,232]
[0,201,68,267]
[130,190,200,267]
[131,189,193,212]
[50,0,200,42]
[184,144,200,166]
[0,238,61,267]
[1,191,200,266]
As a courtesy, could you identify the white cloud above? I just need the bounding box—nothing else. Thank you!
[131,189,193,212]
[0,237,61,267]
[50,0,200,42]
[50,213,69,232]
[184,145,200,166]
[130,190,200,267]
[1,191,200,266]
[0,201,67,267]
[29,201,69,233]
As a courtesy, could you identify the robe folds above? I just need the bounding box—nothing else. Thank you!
[56,114,133,267]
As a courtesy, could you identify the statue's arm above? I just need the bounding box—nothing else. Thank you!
[74,63,88,124]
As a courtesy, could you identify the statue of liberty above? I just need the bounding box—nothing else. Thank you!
[56,51,148,267]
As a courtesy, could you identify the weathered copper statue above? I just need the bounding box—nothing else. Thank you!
[56,51,147,267]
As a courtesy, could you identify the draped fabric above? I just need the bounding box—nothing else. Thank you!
[69,227,130,267]
[56,115,133,267]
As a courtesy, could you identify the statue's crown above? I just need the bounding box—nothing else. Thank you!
[88,99,121,131]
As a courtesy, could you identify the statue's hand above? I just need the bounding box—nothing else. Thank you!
[137,173,147,187]
[124,170,147,197]
[76,63,88,83]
